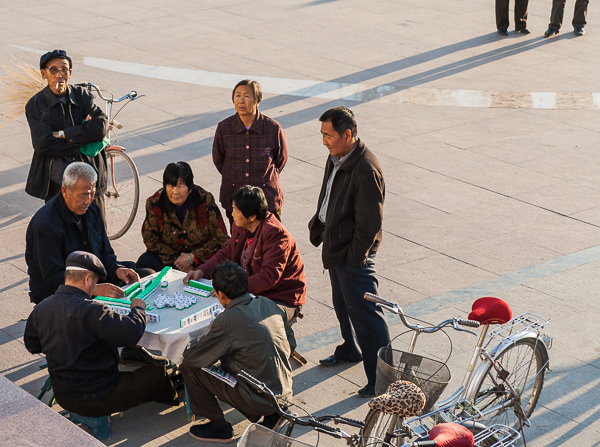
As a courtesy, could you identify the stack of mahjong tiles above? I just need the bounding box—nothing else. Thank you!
[134,266,172,302]
[184,279,214,297]
[154,291,198,310]
[93,266,173,323]
[93,296,161,323]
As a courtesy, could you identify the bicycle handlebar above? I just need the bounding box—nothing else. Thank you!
[457,319,480,328]
[364,293,479,336]
[74,82,141,103]
[237,370,352,439]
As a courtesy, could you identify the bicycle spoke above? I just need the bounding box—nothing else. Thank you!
[104,149,139,240]
[471,338,545,428]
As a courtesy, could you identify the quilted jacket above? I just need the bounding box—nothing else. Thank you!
[141,185,229,266]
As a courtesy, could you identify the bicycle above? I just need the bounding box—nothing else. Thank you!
[76,82,143,240]
[361,294,551,446]
[236,371,521,447]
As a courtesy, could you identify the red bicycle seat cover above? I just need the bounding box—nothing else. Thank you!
[429,423,474,447]
[468,297,512,325]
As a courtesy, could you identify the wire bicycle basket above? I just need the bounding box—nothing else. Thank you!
[375,348,451,414]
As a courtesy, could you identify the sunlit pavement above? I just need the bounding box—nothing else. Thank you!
[1,1,599,445]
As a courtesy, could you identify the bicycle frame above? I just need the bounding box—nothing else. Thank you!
[366,293,551,430]
[437,313,551,422]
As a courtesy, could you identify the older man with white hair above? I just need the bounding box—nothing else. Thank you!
[26,162,165,365]
[25,162,139,304]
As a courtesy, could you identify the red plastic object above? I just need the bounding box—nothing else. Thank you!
[468,297,513,325]
[429,423,474,447]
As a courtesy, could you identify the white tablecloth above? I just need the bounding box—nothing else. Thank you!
[136,270,218,364]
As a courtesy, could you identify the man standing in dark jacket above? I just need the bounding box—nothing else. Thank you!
[308,107,390,397]
[25,49,108,204]
[181,261,295,442]
[25,162,138,305]
[24,251,179,417]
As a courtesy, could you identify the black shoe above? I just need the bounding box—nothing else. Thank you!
[120,347,169,365]
[497,29,508,36]
[517,28,530,34]
[544,27,559,37]
[574,27,585,36]
[189,420,234,442]
[358,384,375,397]
[319,355,347,367]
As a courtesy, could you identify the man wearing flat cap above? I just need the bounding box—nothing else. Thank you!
[25,49,109,208]
[24,251,180,418]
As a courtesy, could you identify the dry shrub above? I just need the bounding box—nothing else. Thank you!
[0,59,45,127]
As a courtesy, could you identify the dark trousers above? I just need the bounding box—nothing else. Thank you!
[180,363,266,422]
[272,300,302,323]
[54,365,178,418]
[136,251,167,272]
[329,251,390,387]
[496,0,529,30]
[44,181,62,203]
[118,260,155,283]
[225,208,282,231]
[549,0,588,29]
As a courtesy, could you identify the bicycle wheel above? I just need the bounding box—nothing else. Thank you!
[361,410,404,447]
[104,148,140,240]
[470,338,546,429]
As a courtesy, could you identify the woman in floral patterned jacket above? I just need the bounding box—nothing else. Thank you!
[137,162,229,273]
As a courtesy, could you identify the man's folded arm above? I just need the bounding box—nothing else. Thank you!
[63,91,108,146]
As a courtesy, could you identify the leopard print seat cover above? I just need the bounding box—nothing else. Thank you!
[368,380,426,417]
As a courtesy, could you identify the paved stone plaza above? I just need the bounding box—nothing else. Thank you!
[1,0,600,445]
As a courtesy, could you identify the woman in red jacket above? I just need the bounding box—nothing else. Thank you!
[184,185,306,321]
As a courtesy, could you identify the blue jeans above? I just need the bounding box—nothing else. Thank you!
[329,251,390,387]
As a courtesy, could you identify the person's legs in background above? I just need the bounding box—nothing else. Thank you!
[572,0,588,34]
[44,181,62,203]
[514,0,529,32]
[330,251,390,394]
[495,0,510,34]
[549,0,567,30]
[136,251,166,273]
[328,265,364,364]
[118,260,155,281]
[94,192,106,226]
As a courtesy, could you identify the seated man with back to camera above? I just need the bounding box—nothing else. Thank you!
[137,161,229,273]
[184,185,306,322]
[24,251,180,418]
[181,260,295,442]
[25,162,164,364]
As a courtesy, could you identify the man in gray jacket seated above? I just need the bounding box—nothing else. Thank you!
[180,260,295,442]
